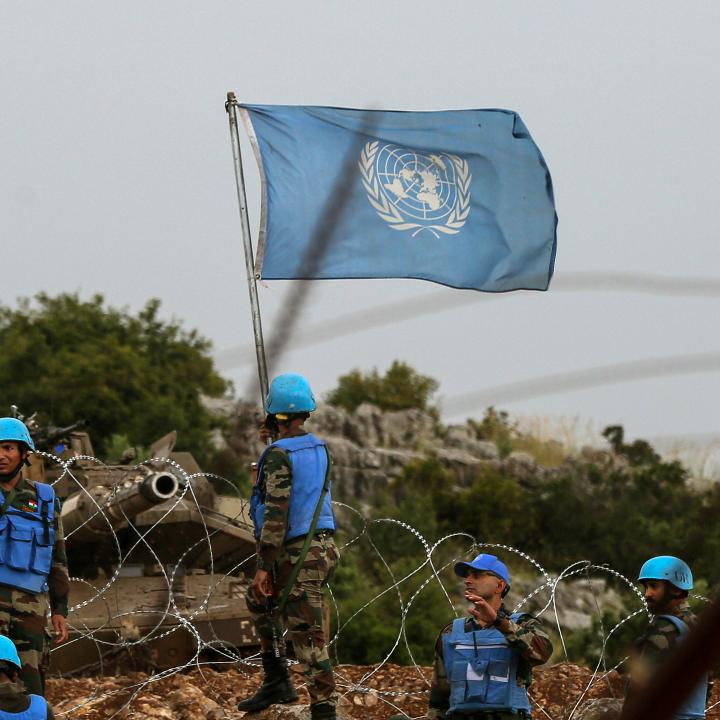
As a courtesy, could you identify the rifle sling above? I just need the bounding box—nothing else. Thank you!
[41,498,50,544]
[0,489,18,518]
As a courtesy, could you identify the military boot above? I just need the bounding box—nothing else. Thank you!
[237,651,298,712]
[310,702,337,720]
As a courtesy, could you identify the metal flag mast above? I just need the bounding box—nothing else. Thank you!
[225,91,269,405]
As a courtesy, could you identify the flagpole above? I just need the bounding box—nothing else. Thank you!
[225,91,269,404]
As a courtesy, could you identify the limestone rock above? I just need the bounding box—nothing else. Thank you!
[503,450,538,482]
[308,405,358,444]
[444,427,499,460]
[221,400,557,504]
[381,408,437,448]
[574,697,624,720]
[245,703,352,720]
[167,684,224,719]
[509,577,627,631]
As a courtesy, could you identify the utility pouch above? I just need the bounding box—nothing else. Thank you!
[7,519,33,570]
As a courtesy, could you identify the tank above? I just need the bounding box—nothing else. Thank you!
[17,413,260,675]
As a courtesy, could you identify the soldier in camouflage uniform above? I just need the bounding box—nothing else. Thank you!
[0,634,54,718]
[626,555,708,719]
[425,554,552,720]
[0,419,69,697]
[239,374,339,720]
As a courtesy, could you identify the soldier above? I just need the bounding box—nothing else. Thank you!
[627,555,707,719]
[239,374,339,720]
[0,634,53,718]
[426,553,553,720]
[0,419,69,696]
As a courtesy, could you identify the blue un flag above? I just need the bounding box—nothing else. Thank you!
[240,105,557,292]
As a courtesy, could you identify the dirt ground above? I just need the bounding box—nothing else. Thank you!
[45,662,719,719]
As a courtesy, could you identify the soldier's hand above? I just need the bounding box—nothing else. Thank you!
[465,592,498,625]
[252,569,272,602]
[51,613,69,644]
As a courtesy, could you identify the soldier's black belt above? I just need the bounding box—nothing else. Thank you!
[313,529,334,538]
[286,529,334,544]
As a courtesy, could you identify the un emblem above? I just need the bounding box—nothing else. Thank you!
[359,142,471,238]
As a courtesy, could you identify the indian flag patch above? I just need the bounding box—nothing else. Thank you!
[22,499,38,513]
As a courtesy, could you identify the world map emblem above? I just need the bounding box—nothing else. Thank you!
[359,142,472,238]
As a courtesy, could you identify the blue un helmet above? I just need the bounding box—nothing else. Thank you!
[265,373,317,416]
[0,635,21,671]
[0,418,35,452]
[454,553,511,594]
[638,555,693,591]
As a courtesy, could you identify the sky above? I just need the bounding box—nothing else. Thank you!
[2,1,719,443]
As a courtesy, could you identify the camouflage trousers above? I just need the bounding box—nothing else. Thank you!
[247,533,339,706]
[0,587,51,696]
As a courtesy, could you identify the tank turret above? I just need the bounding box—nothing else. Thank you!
[10,408,261,674]
[60,467,180,541]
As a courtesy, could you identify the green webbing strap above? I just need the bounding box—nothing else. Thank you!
[276,446,333,614]
[41,497,50,544]
[0,489,18,517]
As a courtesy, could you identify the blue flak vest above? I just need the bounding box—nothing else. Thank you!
[251,434,335,543]
[657,615,707,719]
[0,694,48,719]
[442,615,532,716]
[0,482,56,594]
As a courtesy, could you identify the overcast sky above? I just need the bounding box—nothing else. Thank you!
[2,2,719,442]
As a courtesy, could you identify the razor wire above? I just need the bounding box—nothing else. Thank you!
[35,450,713,719]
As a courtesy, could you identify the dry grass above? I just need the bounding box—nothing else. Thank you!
[511,414,603,467]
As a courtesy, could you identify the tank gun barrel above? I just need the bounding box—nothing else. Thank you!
[61,470,180,541]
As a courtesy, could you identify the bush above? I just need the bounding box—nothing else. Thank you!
[326,361,438,413]
[0,293,229,462]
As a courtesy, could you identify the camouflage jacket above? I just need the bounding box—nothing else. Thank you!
[255,442,295,569]
[428,606,553,719]
[628,601,697,689]
[0,478,69,617]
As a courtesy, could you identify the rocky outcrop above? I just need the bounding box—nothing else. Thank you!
[221,400,570,503]
[509,576,627,631]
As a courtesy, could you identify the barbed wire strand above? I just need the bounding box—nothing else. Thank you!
[37,451,714,718]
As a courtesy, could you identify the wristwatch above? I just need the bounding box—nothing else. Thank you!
[493,608,510,630]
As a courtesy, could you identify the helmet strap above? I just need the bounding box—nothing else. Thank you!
[0,454,26,484]
[0,661,18,680]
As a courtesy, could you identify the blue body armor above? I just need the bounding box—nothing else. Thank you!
[0,694,48,719]
[658,615,706,719]
[0,483,55,594]
[251,434,335,542]
[442,615,532,716]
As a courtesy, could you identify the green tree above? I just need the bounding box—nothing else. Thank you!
[326,361,438,413]
[603,425,660,466]
[468,407,516,457]
[0,293,229,460]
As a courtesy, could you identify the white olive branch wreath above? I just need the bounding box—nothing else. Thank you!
[359,141,471,238]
